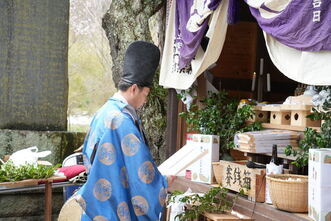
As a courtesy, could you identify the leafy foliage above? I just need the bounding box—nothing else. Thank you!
[285,86,331,168]
[285,117,331,168]
[169,187,240,220]
[180,91,262,154]
[0,161,60,182]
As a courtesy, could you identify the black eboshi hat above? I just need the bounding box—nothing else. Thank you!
[121,41,160,88]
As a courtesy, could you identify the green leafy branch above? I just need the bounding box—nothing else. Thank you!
[0,161,60,182]
[179,91,262,154]
[169,187,244,221]
[285,86,331,168]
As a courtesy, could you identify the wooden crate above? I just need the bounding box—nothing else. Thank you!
[219,160,265,202]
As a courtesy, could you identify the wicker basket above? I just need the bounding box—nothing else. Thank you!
[267,174,308,212]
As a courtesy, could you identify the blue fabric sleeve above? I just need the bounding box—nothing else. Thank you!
[76,106,168,221]
[112,114,168,220]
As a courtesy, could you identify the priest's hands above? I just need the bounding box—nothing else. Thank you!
[167,175,176,187]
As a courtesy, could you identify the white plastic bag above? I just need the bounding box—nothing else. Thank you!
[9,146,51,167]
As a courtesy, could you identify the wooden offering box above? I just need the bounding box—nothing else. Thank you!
[251,104,321,130]
[281,105,321,127]
[260,105,291,125]
[250,106,269,123]
[218,160,266,202]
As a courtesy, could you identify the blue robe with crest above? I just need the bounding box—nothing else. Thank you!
[75,96,168,221]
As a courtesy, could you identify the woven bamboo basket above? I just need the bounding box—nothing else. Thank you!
[267,174,308,212]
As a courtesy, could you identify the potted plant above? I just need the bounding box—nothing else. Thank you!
[169,187,251,221]
[179,91,262,160]
[285,86,331,172]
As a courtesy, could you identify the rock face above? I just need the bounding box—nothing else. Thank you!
[102,0,168,164]
[0,0,69,131]
[0,129,85,165]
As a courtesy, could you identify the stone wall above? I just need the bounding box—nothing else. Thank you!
[0,190,63,220]
[0,129,85,165]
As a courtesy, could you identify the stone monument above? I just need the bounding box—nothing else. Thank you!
[0,0,68,131]
[0,1,85,219]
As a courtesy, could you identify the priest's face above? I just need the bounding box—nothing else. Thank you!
[132,86,150,109]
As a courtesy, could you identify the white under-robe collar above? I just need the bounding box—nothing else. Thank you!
[112,92,138,122]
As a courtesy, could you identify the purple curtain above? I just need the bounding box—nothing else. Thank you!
[245,0,331,51]
[175,0,222,69]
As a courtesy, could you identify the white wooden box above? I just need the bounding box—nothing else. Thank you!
[309,149,331,221]
[188,134,220,184]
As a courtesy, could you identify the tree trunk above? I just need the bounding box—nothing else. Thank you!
[102,0,167,164]
[102,0,164,87]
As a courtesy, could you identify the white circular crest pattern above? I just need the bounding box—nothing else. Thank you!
[121,134,140,156]
[93,216,108,221]
[104,110,124,129]
[93,178,112,201]
[97,142,116,165]
[138,161,155,184]
[131,195,149,216]
[117,202,131,221]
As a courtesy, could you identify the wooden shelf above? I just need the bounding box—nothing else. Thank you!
[280,104,313,111]
[261,123,320,132]
[242,151,297,161]
[236,148,297,160]
[259,105,282,112]
[254,104,313,112]
[169,177,311,221]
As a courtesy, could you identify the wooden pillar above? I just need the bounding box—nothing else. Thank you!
[176,100,187,151]
[44,181,53,221]
[166,88,178,158]
[197,74,207,107]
